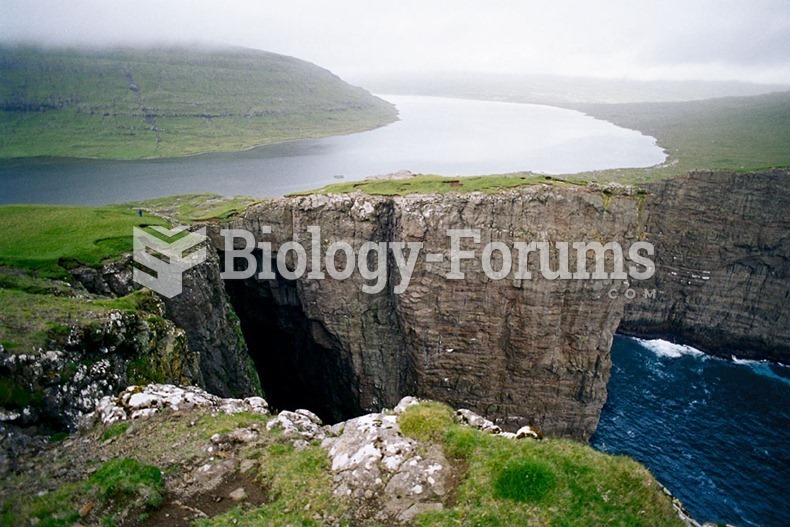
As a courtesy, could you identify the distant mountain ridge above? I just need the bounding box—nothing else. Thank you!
[0,45,397,159]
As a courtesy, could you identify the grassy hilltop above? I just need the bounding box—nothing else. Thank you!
[0,45,397,159]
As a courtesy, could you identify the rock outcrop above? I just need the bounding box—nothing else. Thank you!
[0,308,201,431]
[70,246,263,400]
[212,183,646,440]
[85,383,269,426]
[83,387,540,524]
[161,247,262,398]
[621,170,789,362]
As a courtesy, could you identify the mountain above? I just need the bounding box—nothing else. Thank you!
[0,45,397,159]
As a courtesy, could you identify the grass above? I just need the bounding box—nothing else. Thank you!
[0,457,163,527]
[293,173,585,197]
[569,91,790,183]
[0,402,687,527]
[397,400,457,442]
[0,204,168,277]
[101,421,130,442]
[0,45,397,159]
[124,193,261,223]
[493,457,558,503]
[196,441,347,527]
[398,402,684,527]
[0,280,155,352]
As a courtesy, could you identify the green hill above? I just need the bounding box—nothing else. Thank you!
[571,91,790,180]
[0,45,397,159]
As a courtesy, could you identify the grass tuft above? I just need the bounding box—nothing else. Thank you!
[101,422,130,442]
[493,457,557,503]
[398,401,456,442]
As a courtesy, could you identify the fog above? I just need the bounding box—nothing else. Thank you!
[1,0,788,84]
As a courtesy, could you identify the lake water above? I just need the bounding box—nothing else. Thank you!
[592,336,790,527]
[0,95,665,206]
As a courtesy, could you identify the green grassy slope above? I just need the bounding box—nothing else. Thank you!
[0,204,168,276]
[570,91,790,182]
[0,45,397,159]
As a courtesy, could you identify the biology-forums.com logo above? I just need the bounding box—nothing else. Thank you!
[133,226,655,298]
[132,226,207,298]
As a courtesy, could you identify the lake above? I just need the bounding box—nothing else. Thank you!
[0,95,665,206]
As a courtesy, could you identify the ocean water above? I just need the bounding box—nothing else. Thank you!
[592,336,790,527]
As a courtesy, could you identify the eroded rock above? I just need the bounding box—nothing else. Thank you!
[322,402,449,524]
[85,384,269,427]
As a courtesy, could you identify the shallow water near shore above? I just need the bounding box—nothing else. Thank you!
[593,336,790,527]
[0,95,665,206]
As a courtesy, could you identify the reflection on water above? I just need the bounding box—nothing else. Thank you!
[0,95,665,205]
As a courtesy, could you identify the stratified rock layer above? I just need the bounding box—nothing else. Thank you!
[214,183,645,440]
[213,169,788,440]
[621,170,789,361]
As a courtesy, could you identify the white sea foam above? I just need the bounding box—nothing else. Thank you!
[634,338,706,359]
[732,357,790,386]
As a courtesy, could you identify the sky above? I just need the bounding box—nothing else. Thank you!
[1,0,789,85]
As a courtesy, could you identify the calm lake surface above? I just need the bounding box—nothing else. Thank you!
[593,336,790,527]
[0,95,665,205]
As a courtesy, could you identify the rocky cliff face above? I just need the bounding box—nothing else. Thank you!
[621,170,789,362]
[71,249,262,400]
[162,247,262,398]
[211,184,647,440]
[0,301,201,431]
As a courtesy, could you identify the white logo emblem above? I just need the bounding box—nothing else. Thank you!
[132,226,207,298]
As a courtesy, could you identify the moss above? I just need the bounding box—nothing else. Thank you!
[49,432,69,443]
[0,376,42,409]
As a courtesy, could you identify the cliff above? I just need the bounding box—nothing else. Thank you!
[2,170,784,441]
[211,183,647,440]
[209,169,787,441]
[621,169,789,361]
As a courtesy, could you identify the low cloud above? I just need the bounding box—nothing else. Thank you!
[1,0,788,84]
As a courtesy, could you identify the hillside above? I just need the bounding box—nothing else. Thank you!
[570,91,790,181]
[0,45,397,159]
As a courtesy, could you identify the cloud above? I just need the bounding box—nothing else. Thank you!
[1,0,788,84]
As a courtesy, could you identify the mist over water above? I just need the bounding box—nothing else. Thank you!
[0,95,665,206]
[593,336,790,527]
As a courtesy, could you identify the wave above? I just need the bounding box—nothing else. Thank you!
[633,338,707,359]
[732,357,790,387]
[631,337,790,387]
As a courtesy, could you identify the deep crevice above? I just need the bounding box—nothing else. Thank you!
[222,251,362,424]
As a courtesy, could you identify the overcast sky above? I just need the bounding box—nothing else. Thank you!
[2,0,788,84]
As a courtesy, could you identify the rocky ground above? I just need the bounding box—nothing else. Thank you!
[0,384,708,527]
